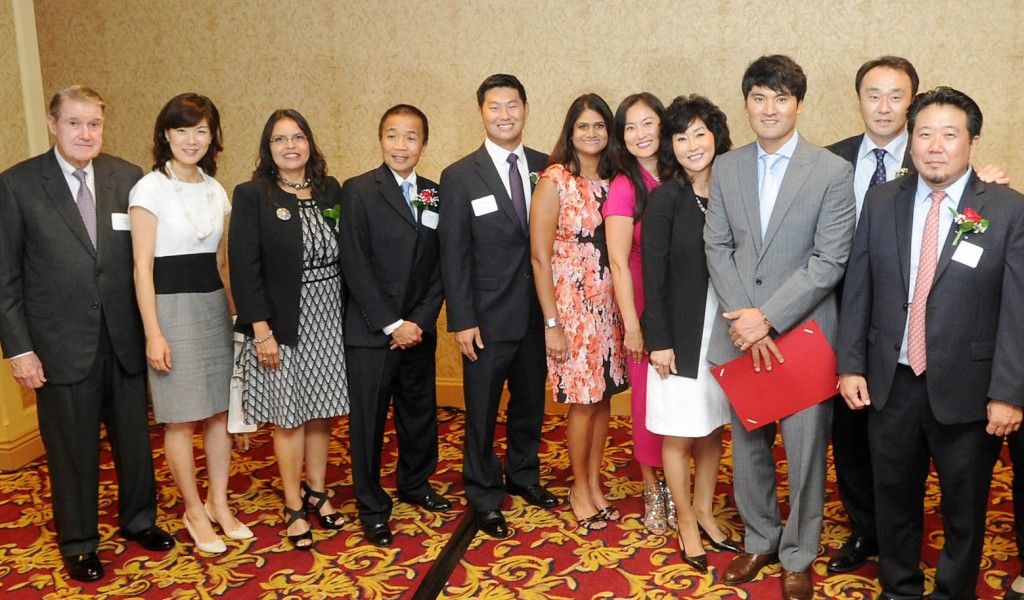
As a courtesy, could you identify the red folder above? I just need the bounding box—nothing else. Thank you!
[711,319,838,431]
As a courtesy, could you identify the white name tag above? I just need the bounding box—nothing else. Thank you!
[951,240,983,268]
[111,213,131,231]
[471,195,498,216]
[420,210,439,229]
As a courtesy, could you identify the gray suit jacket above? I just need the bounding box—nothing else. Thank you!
[0,150,145,383]
[704,135,856,365]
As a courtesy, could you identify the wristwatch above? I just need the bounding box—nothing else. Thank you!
[544,317,561,329]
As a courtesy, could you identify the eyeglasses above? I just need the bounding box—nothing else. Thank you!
[269,133,308,145]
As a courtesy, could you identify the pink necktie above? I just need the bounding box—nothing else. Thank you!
[908,190,945,375]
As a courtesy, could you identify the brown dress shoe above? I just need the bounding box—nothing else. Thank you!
[782,569,813,600]
[722,552,778,584]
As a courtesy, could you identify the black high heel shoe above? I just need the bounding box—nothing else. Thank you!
[301,482,346,529]
[283,505,313,550]
[679,536,708,573]
[698,523,743,554]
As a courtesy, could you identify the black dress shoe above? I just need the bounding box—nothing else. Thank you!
[505,482,562,508]
[475,510,510,539]
[120,526,176,552]
[63,552,104,582]
[363,522,393,547]
[398,490,452,512]
[827,535,877,574]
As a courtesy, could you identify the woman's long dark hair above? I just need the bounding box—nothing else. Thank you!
[548,93,616,179]
[252,108,328,197]
[613,93,664,220]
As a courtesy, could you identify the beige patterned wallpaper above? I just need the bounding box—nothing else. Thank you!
[26,0,1024,400]
[0,0,29,170]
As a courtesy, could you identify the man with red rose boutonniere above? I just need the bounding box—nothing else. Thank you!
[824,56,1010,576]
[836,86,1024,600]
[338,104,449,548]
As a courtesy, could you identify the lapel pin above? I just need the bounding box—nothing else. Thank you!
[276,207,292,221]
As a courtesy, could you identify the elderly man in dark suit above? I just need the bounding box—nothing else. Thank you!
[339,104,450,547]
[438,73,561,539]
[704,55,856,600]
[837,86,1024,600]
[0,86,173,583]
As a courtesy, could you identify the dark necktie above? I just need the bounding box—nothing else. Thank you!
[73,169,97,247]
[869,148,887,188]
[506,153,528,231]
[907,190,945,375]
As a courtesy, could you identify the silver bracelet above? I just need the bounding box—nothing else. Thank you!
[254,330,274,344]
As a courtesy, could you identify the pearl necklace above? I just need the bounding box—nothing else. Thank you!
[278,176,311,190]
[695,194,708,215]
[166,161,215,239]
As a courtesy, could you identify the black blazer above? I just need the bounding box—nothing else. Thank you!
[0,150,145,383]
[229,177,343,346]
[641,179,710,378]
[837,173,1024,423]
[827,133,914,174]
[438,144,548,342]
[339,165,443,348]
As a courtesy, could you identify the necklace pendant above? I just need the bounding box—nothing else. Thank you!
[276,207,292,221]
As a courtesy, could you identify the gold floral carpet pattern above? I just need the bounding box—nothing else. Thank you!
[0,407,1019,599]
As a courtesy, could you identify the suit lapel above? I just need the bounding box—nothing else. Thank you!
[893,178,916,296]
[933,174,985,286]
[473,145,523,234]
[375,165,417,228]
[41,153,96,256]
[736,144,762,256]
[94,157,116,263]
[760,138,812,257]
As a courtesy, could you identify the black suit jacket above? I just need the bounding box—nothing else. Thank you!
[0,150,145,383]
[827,133,914,174]
[229,177,343,346]
[339,165,443,347]
[438,144,548,342]
[836,172,1024,424]
[641,180,710,378]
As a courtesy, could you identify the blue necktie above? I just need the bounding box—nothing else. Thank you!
[869,148,887,188]
[400,181,416,219]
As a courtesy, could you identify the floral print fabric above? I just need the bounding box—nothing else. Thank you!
[543,164,628,404]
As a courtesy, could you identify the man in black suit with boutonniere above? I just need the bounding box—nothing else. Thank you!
[438,73,562,540]
[339,104,450,548]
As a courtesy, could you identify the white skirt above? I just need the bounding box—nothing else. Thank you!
[646,287,729,438]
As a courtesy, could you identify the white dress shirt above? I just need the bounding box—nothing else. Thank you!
[484,138,531,220]
[853,129,909,222]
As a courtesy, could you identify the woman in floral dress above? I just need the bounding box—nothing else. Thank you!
[531,93,627,530]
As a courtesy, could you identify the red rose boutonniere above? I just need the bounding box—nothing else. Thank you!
[949,207,989,246]
[412,188,439,211]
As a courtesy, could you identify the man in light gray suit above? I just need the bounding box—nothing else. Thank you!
[704,55,855,600]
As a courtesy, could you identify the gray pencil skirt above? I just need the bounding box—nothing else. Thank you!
[148,290,233,424]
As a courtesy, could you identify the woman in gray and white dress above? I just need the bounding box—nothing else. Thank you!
[130,93,253,555]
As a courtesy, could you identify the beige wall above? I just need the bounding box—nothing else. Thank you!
[1,0,29,169]
[25,0,1024,401]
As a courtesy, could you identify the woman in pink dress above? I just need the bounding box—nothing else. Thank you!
[532,94,628,530]
[603,93,671,534]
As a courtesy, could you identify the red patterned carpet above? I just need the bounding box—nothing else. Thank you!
[0,407,1019,598]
